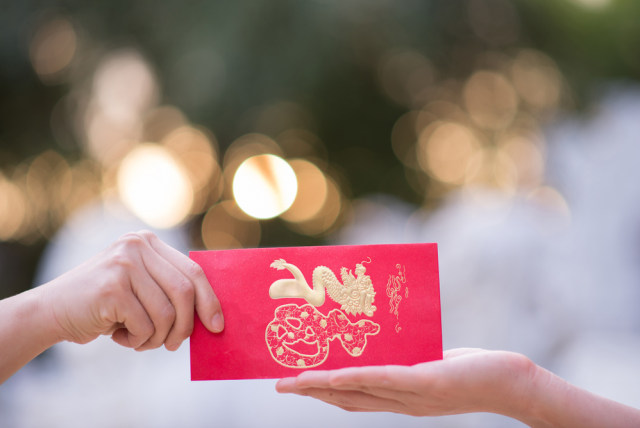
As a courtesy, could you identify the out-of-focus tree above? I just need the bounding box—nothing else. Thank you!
[0,0,639,298]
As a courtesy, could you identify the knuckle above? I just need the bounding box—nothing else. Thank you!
[96,284,117,305]
[172,277,195,300]
[117,232,148,252]
[96,272,128,299]
[185,259,204,277]
[185,260,207,282]
[108,233,150,266]
[103,252,137,284]
[135,229,157,242]
[97,299,117,322]
[109,251,136,272]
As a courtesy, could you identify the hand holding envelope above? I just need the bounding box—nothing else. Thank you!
[0,230,224,384]
[41,230,224,351]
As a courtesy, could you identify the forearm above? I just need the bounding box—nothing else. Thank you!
[0,286,62,384]
[509,363,640,427]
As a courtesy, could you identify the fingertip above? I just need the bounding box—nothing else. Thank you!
[194,278,224,334]
[276,377,295,393]
[209,311,224,333]
[165,342,181,352]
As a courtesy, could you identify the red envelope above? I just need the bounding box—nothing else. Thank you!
[190,243,442,381]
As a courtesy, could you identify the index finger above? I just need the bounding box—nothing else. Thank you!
[141,231,224,334]
[293,365,424,392]
[277,367,421,406]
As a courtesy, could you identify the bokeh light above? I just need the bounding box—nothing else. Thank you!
[417,121,481,185]
[201,201,261,249]
[510,50,562,111]
[83,50,159,165]
[280,159,328,223]
[0,174,27,241]
[286,176,343,236]
[29,17,77,83]
[232,154,297,219]
[463,71,518,130]
[497,133,546,190]
[117,143,193,228]
[222,134,283,199]
[161,125,221,214]
[142,105,187,143]
[464,148,519,194]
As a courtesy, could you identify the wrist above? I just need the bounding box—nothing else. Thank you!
[508,359,578,428]
[0,286,63,383]
[515,364,557,427]
[32,282,68,346]
[516,364,640,428]
[490,354,557,427]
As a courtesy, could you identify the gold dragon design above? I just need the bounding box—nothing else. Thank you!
[268,258,377,317]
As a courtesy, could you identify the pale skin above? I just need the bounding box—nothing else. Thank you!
[0,230,224,385]
[276,348,640,427]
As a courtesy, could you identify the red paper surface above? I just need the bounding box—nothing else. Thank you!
[190,243,442,381]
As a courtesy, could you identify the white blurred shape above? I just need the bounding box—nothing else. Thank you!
[117,144,193,228]
[83,49,159,165]
[93,50,158,122]
[233,154,297,219]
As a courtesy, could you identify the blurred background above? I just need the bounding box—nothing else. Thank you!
[1,0,640,426]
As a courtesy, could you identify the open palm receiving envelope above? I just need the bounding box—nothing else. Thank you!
[190,243,442,380]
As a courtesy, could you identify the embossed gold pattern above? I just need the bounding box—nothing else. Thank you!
[386,264,407,333]
[265,303,380,368]
[268,259,377,316]
[266,258,384,368]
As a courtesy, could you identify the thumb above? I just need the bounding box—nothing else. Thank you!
[195,280,224,334]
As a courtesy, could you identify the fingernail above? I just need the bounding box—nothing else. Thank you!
[211,312,224,333]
